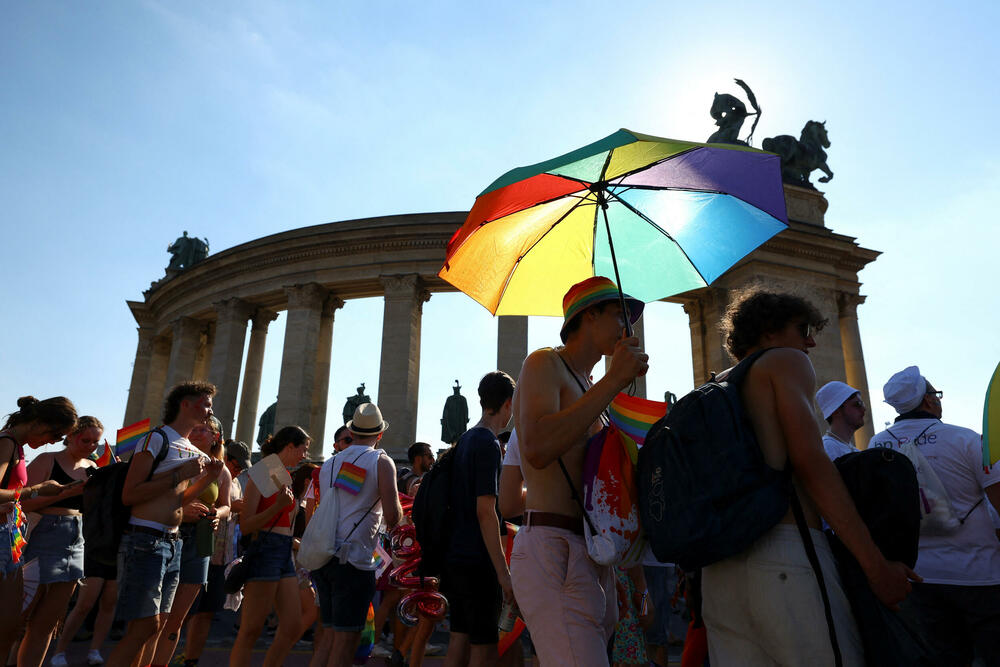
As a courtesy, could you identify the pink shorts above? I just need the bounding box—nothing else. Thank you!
[510,525,616,667]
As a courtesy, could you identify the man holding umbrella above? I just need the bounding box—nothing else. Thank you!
[511,277,648,667]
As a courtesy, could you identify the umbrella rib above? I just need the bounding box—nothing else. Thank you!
[604,189,710,287]
[492,195,596,312]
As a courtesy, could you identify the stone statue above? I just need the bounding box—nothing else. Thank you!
[707,79,761,146]
[257,400,277,447]
[167,231,210,271]
[441,380,469,445]
[761,120,833,189]
[343,383,371,424]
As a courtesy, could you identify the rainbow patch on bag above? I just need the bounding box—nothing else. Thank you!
[335,461,367,495]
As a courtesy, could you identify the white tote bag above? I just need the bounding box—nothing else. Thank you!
[885,425,960,535]
[297,458,343,571]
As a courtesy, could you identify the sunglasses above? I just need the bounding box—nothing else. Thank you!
[337,435,353,445]
[796,322,814,339]
[926,390,944,399]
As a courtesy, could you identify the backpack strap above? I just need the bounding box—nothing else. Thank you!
[789,489,843,667]
[148,427,170,479]
[960,497,985,524]
[717,347,771,387]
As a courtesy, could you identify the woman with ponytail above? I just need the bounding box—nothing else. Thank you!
[0,396,78,660]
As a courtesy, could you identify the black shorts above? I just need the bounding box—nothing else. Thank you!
[194,563,227,614]
[443,561,502,645]
[83,549,117,580]
[313,560,376,632]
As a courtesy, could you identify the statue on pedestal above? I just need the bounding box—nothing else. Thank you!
[343,384,371,425]
[257,400,276,447]
[707,79,761,146]
[441,381,469,446]
[167,231,210,271]
[762,120,833,189]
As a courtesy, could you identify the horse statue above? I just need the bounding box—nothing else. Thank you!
[761,120,833,189]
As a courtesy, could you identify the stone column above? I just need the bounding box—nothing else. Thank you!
[839,292,875,448]
[603,317,647,398]
[124,326,156,426]
[309,296,345,458]
[164,316,206,394]
[681,287,730,387]
[208,298,255,439]
[142,335,172,422]
[235,308,278,446]
[497,316,528,381]
[276,284,328,433]
[378,275,429,460]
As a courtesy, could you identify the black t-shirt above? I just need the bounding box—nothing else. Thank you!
[447,426,503,567]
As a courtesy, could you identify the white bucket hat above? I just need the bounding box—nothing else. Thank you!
[816,381,860,420]
[883,366,927,414]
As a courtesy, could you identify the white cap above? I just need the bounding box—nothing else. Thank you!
[816,381,860,420]
[883,366,927,414]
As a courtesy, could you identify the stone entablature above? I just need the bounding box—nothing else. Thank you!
[124,188,880,457]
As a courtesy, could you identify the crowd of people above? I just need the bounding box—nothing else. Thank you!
[2,277,999,667]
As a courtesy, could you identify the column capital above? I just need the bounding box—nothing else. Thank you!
[213,297,255,324]
[837,292,866,318]
[250,308,279,332]
[380,274,421,299]
[323,295,346,317]
[284,283,329,310]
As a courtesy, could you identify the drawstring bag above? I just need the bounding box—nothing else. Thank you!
[883,425,960,535]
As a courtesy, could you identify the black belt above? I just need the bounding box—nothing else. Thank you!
[126,524,181,540]
[525,511,584,536]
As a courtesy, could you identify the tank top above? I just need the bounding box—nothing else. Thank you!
[46,457,84,510]
[199,479,219,507]
[256,487,295,529]
[1,435,27,491]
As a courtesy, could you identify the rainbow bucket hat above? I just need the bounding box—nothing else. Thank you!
[560,277,644,339]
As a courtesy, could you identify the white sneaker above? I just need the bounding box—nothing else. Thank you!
[49,653,68,667]
[88,649,106,665]
[424,642,446,656]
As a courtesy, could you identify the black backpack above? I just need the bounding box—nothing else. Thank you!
[83,428,169,567]
[827,449,932,665]
[410,447,456,578]
[637,349,790,571]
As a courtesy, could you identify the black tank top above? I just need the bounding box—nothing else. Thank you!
[47,458,83,510]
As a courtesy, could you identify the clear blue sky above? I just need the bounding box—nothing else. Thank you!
[3,1,998,457]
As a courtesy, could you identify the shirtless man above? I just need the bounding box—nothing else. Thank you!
[702,289,918,666]
[107,382,224,667]
[511,277,648,667]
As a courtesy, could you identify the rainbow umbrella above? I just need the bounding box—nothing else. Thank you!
[984,361,1000,466]
[440,129,787,320]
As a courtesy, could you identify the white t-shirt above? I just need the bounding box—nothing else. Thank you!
[502,430,521,470]
[822,433,858,461]
[870,418,1000,585]
[135,425,205,473]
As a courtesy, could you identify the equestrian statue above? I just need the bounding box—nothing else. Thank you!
[762,120,834,189]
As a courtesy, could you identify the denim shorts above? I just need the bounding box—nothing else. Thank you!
[23,514,85,584]
[179,523,210,585]
[1,526,19,576]
[116,529,182,621]
[313,560,376,631]
[245,531,295,582]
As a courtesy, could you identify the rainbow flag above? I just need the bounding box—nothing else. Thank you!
[116,418,151,457]
[353,602,375,664]
[608,393,669,447]
[93,440,118,467]
[335,460,367,495]
[984,361,1000,467]
[9,499,27,565]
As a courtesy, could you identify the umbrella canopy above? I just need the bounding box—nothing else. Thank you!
[440,128,788,316]
[984,360,1000,466]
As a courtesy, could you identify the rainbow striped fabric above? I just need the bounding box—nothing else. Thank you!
[335,461,367,495]
[93,440,118,467]
[561,276,643,329]
[608,392,668,447]
[9,499,27,566]
[116,418,151,457]
[984,360,1000,467]
[353,602,375,664]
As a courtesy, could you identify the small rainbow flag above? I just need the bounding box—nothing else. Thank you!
[353,602,375,664]
[116,418,151,457]
[335,461,367,495]
[608,393,669,447]
[93,440,118,467]
[9,499,27,565]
